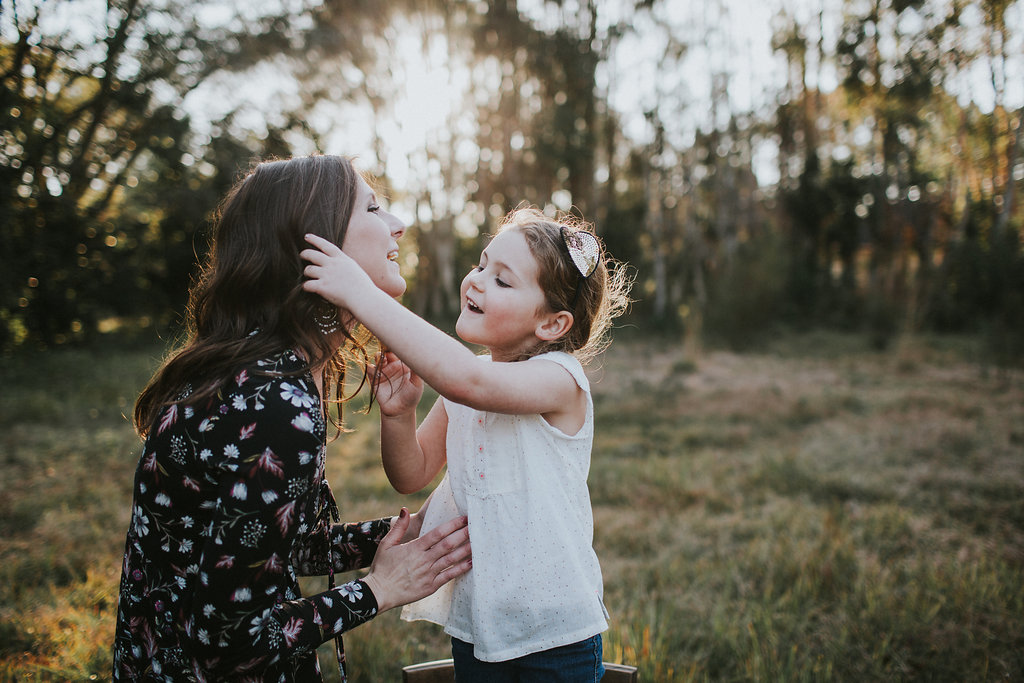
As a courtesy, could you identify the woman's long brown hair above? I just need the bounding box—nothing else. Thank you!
[134,154,374,437]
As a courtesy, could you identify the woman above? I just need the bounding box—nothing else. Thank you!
[112,154,472,682]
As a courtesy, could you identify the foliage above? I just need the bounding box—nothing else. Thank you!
[0,0,1022,355]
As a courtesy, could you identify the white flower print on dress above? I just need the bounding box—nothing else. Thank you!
[113,348,391,682]
[280,382,316,409]
[249,608,273,636]
[339,583,363,603]
[240,520,266,547]
[291,412,314,433]
[131,506,150,537]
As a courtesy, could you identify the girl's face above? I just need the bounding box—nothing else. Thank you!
[341,177,407,298]
[456,229,551,361]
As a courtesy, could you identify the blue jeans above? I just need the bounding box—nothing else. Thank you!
[451,634,604,683]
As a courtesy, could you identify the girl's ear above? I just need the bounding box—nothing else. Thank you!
[535,310,574,342]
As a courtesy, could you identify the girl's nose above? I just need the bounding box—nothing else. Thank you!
[465,269,483,291]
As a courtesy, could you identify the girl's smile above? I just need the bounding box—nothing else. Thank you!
[455,230,551,361]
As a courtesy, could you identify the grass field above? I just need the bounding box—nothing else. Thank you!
[1,331,1022,681]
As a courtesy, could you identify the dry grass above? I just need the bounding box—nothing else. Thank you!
[1,331,1022,681]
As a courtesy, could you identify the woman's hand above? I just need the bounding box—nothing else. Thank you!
[362,508,471,613]
[372,352,424,418]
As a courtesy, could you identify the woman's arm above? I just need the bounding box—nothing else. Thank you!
[185,381,469,677]
[291,518,392,575]
[301,234,580,416]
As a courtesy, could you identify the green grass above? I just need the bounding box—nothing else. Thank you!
[1,332,1022,681]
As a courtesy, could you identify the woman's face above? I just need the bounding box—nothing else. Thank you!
[341,177,407,298]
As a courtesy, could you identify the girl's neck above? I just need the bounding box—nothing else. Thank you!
[489,344,538,363]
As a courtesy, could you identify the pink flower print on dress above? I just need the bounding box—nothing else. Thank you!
[256,448,284,477]
[275,501,296,534]
[281,617,303,647]
[157,404,178,434]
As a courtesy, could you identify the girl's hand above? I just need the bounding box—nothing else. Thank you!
[362,508,471,613]
[372,352,424,417]
[300,234,375,308]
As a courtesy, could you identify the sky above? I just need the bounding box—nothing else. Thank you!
[5,0,1022,202]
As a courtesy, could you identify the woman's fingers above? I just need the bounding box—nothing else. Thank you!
[363,513,470,612]
[380,508,410,551]
[416,517,471,566]
[431,550,473,589]
[416,515,468,549]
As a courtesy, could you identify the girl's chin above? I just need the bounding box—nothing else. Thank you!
[380,277,407,298]
[454,316,476,343]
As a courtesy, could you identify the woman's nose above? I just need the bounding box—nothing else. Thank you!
[387,212,406,239]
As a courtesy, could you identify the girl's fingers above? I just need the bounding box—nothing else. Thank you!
[299,248,328,266]
[303,233,341,254]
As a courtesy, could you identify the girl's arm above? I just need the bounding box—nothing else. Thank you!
[382,396,449,493]
[301,235,580,417]
[374,352,449,493]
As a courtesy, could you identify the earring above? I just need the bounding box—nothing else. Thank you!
[314,303,340,335]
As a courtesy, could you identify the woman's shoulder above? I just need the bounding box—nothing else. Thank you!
[232,349,319,410]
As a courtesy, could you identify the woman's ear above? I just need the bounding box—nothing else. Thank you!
[535,310,574,342]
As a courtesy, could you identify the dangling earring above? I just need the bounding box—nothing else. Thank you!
[314,303,340,335]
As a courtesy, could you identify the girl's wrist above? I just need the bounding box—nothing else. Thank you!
[380,408,417,422]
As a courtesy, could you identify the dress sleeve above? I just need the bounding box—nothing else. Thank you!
[183,379,381,677]
[291,517,392,575]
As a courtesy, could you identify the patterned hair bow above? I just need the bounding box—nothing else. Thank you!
[562,227,600,278]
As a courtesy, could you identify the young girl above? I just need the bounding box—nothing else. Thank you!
[301,207,632,681]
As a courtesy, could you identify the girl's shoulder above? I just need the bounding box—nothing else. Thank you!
[527,351,588,391]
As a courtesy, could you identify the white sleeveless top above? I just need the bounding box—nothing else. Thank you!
[401,351,609,661]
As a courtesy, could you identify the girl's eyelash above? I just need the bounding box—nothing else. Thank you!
[495,277,510,288]
[369,204,380,212]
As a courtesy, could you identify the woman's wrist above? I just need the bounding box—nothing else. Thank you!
[361,573,392,613]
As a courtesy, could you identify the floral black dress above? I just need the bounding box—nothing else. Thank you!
[112,349,390,682]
